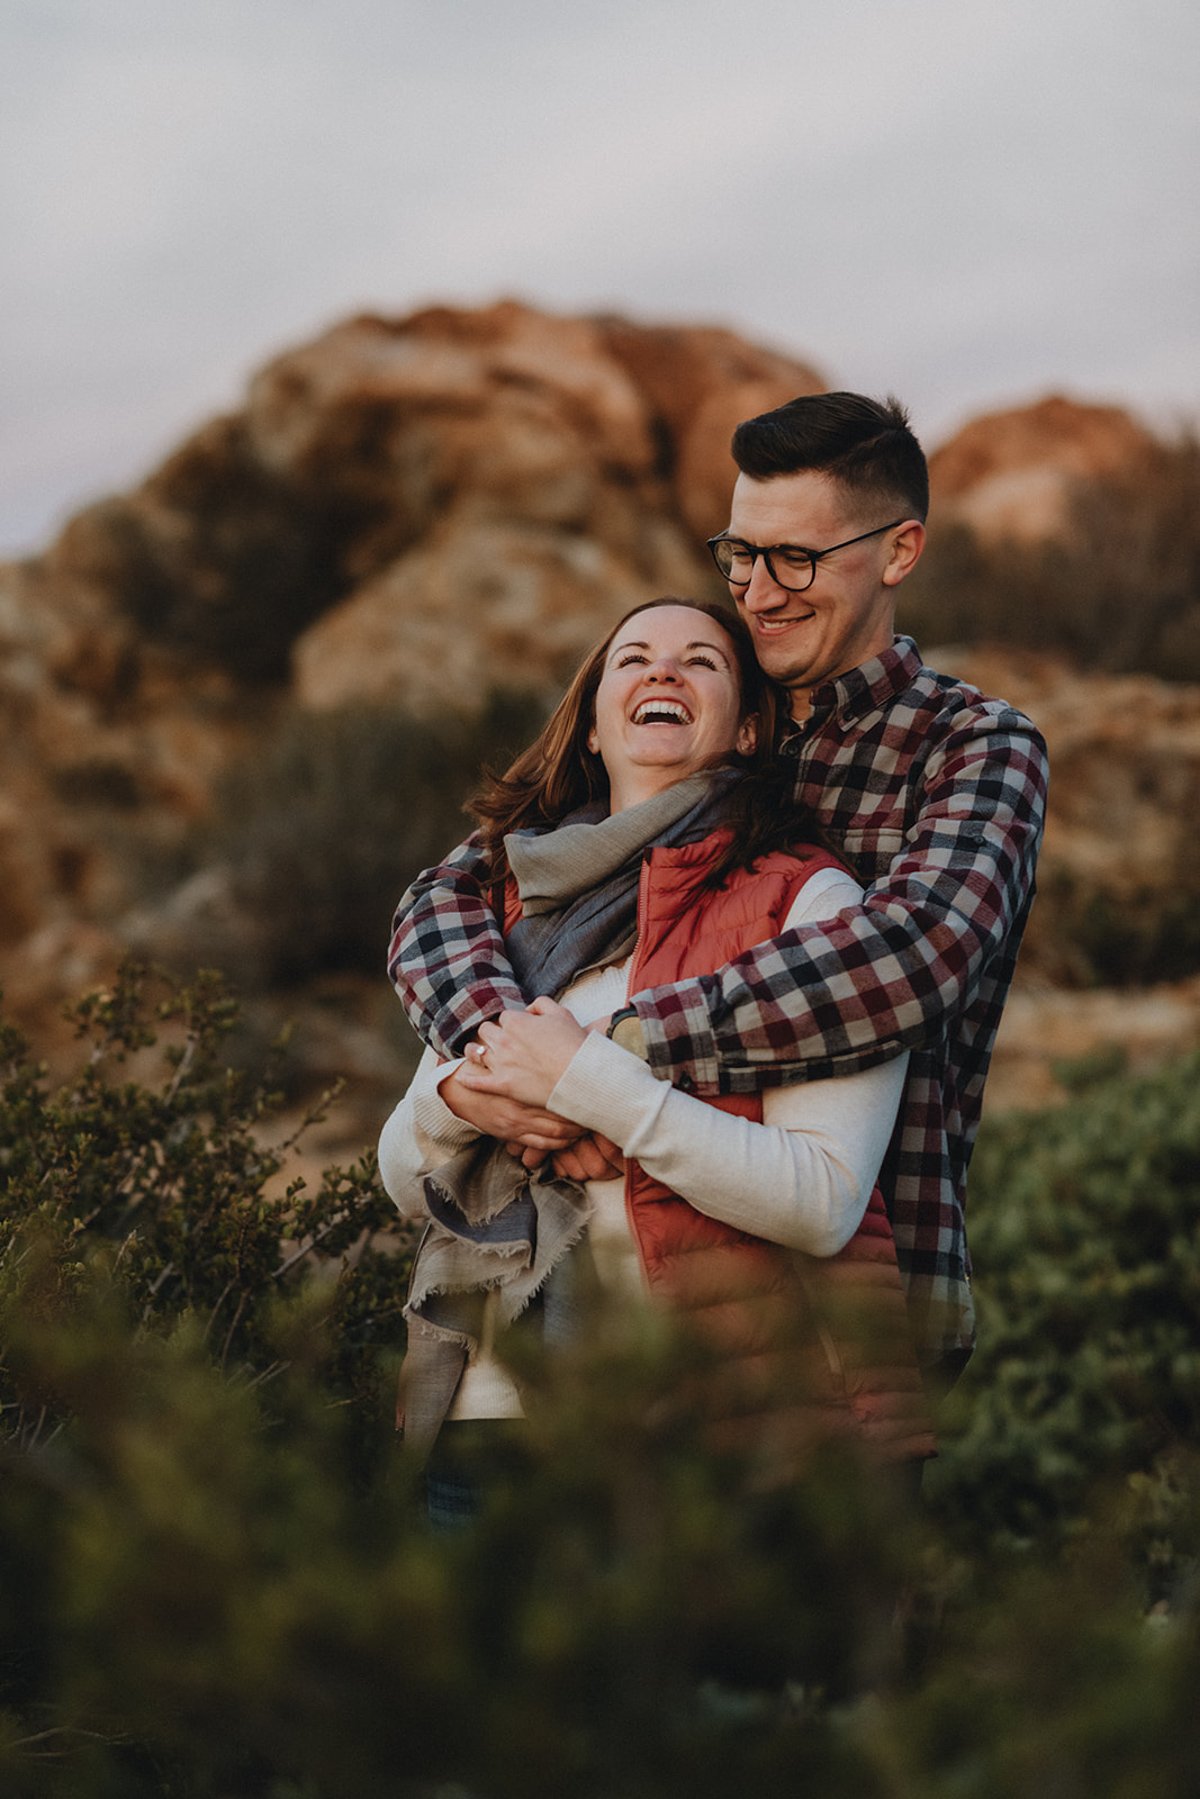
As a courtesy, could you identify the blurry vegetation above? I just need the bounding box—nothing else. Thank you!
[184,690,547,990]
[1030,863,1200,989]
[2,970,1199,1795]
[905,435,1200,681]
[929,1048,1200,1574]
[0,962,411,1482]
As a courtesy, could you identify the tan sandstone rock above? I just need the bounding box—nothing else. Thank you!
[929,394,1160,543]
[1,301,1194,1116]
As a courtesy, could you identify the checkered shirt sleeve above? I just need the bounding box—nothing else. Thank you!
[387,830,524,1057]
[631,703,1048,1094]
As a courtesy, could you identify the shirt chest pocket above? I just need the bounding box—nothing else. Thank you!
[837,823,907,883]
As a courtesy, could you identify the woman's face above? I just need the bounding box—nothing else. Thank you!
[589,605,754,812]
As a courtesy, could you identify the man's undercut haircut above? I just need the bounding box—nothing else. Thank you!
[732,391,929,523]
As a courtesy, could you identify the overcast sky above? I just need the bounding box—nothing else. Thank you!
[3,0,1197,554]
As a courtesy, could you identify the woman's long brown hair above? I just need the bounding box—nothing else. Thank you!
[468,597,835,889]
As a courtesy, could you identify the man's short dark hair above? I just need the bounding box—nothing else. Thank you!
[731,392,929,522]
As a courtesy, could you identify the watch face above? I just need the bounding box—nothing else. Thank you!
[611,1014,648,1060]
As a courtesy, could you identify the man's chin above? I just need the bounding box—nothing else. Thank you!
[755,646,813,687]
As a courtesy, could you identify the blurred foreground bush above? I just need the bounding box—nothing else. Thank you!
[1,977,1198,1796]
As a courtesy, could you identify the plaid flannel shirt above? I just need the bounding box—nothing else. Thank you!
[388,636,1049,1372]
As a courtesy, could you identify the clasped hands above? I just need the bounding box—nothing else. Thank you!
[441,996,625,1181]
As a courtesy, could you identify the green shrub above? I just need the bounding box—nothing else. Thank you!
[929,1049,1200,1572]
[0,961,411,1461]
[3,973,1200,1796]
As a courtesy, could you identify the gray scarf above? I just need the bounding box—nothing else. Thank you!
[401,770,737,1459]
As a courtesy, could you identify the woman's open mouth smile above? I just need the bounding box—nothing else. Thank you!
[630,699,694,725]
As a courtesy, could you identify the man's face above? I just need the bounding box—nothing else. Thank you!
[724,470,918,718]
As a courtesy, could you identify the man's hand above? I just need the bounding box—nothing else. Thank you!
[499,1131,627,1178]
[439,1065,584,1154]
[549,1133,625,1182]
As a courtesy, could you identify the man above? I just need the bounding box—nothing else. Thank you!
[387,393,1048,1385]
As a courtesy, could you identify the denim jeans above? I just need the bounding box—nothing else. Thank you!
[422,1419,519,1532]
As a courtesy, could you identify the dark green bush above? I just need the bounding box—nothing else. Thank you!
[2,972,1199,1796]
[1029,865,1200,989]
[929,1048,1200,1571]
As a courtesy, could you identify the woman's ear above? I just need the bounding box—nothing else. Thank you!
[736,715,758,755]
[586,723,599,754]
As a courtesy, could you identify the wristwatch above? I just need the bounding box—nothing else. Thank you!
[606,1004,648,1060]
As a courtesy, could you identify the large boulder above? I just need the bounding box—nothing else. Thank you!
[929,394,1160,543]
[0,300,826,1024]
[930,644,1200,1106]
[3,298,1195,1111]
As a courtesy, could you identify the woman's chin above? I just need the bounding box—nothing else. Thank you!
[607,759,713,812]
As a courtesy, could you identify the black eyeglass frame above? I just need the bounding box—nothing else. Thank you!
[706,519,908,592]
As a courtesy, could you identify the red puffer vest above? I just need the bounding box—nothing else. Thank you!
[507,828,935,1468]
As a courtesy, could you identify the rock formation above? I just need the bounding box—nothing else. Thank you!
[0,300,822,1039]
[929,393,1161,543]
[928,644,1200,1107]
[1,298,1196,1117]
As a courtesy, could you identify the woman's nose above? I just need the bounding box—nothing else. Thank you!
[645,658,681,681]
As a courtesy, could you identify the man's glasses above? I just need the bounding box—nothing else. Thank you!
[707,520,907,593]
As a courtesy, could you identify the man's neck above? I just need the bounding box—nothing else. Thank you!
[785,632,901,726]
[788,686,814,726]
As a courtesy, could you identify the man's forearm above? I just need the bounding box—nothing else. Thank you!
[388,832,524,1058]
[631,893,986,1092]
[630,713,1048,1094]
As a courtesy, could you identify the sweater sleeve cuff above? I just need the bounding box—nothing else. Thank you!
[411,1059,480,1150]
[547,1031,670,1149]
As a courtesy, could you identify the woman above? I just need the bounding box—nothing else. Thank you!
[378,598,933,1513]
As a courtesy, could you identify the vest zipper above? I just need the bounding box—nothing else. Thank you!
[623,856,655,1288]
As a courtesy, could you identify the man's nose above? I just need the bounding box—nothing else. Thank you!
[739,557,787,613]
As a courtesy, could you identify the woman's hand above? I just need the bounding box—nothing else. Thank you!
[440,1066,585,1154]
[456,996,588,1111]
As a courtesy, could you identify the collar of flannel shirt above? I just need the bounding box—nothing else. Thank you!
[782,634,923,751]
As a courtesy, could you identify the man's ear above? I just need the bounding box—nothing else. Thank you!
[736,715,758,755]
[882,520,926,588]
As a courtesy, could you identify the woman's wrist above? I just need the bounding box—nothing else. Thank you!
[548,1031,663,1148]
[422,1063,484,1140]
